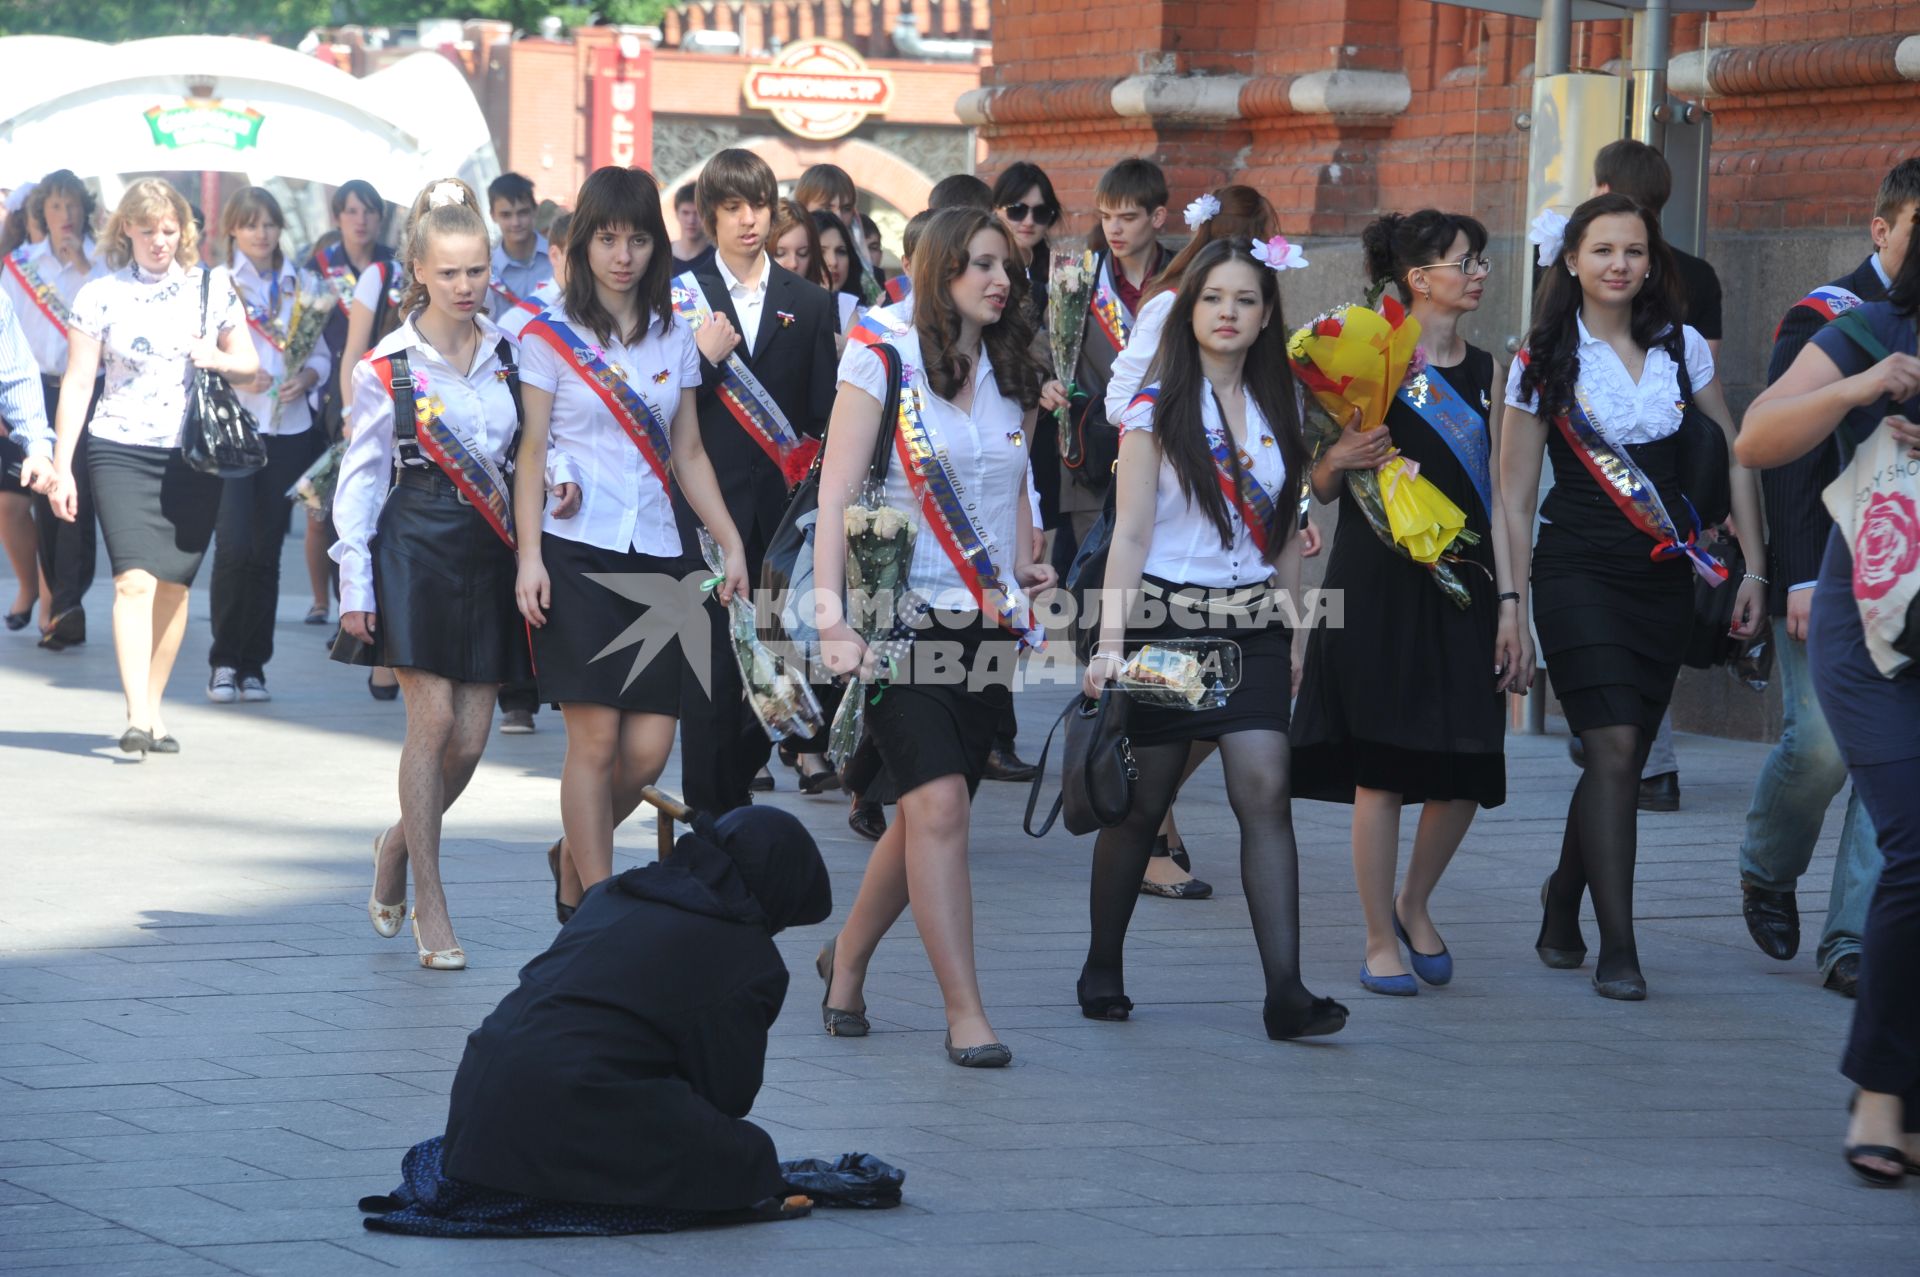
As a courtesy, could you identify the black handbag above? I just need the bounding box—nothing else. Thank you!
[1672,351,1730,530]
[181,269,267,479]
[1060,391,1120,492]
[1023,688,1137,837]
[1064,484,1118,662]
[758,342,903,653]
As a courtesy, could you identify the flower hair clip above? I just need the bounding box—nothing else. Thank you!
[1528,209,1570,269]
[428,181,466,210]
[1183,193,1221,231]
[1251,235,1308,272]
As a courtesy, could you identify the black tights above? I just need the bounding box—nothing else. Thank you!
[1082,729,1314,1013]
[1543,722,1651,983]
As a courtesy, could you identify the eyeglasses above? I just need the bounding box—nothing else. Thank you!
[1420,253,1493,278]
[1001,202,1057,227]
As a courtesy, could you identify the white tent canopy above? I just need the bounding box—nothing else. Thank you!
[0,34,499,208]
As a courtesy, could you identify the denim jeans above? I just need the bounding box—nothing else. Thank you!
[1738,618,1882,970]
[1643,712,1676,779]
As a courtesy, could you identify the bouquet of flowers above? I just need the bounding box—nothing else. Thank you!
[1119,640,1243,710]
[1288,297,1480,609]
[825,479,920,770]
[286,438,345,519]
[271,282,336,431]
[698,530,824,742]
[1047,250,1094,426]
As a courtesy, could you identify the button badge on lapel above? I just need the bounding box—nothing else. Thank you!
[776,310,795,328]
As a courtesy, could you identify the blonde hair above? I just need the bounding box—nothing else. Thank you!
[219,186,286,274]
[103,179,198,270]
[397,177,489,317]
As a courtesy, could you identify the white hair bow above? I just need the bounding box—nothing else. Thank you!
[1528,209,1570,269]
[1251,235,1308,272]
[428,181,466,210]
[1183,192,1221,231]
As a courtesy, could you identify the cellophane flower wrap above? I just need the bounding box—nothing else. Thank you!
[1288,296,1481,609]
[1047,250,1094,430]
[825,478,920,769]
[286,439,344,520]
[271,281,335,431]
[699,530,825,742]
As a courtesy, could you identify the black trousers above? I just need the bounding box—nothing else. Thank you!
[208,430,322,677]
[677,512,772,814]
[498,680,540,715]
[32,379,97,620]
[1842,758,1920,1128]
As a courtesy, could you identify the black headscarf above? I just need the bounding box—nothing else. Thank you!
[613,807,830,935]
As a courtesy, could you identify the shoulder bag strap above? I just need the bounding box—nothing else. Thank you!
[197,266,212,335]
[868,341,902,485]
[1021,699,1076,838]
[386,349,418,445]
[494,336,524,469]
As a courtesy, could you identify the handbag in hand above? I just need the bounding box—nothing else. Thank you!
[1024,688,1137,837]
[181,268,267,479]
[1672,349,1730,530]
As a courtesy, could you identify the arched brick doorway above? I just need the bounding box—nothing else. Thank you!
[658,135,937,231]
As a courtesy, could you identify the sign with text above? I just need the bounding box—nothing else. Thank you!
[589,43,652,172]
[143,99,264,151]
[743,40,893,142]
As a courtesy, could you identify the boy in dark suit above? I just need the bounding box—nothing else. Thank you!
[674,149,839,814]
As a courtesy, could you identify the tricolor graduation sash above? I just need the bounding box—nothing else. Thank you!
[4,246,71,338]
[241,276,289,353]
[669,269,817,486]
[1396,371,1492,520]
[883,275,912,305]
[370,352,516,550]
[318,243,360,315]
[1089,252,1133,354]
[520,315,672,492]
[489,276,540,316]
[1520,353,1725,585]
[1131,386,1280,558]
[1773,283,1865,342]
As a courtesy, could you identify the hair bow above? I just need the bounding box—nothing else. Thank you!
[1528,209,1570,269]
[1250,235,1308,272]
[428,181,466,210]
[1183,192,1221,231]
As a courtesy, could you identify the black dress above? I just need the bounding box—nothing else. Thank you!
[1292,348,1506,807]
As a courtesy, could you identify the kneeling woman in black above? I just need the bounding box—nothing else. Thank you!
[332,180,530,970]
[513,165,748,920]
[1500,193,1765,1000]
[1082,236,1346,1040]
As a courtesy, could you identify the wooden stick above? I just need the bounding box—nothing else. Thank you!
[639,785,693,860]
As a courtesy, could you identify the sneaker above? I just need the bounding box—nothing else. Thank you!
[498,708,536,734]
[207,666,239,703]
[239,675,271,703]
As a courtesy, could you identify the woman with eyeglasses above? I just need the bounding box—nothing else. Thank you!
[991,162,1065,578]
[1292,210,1528,998]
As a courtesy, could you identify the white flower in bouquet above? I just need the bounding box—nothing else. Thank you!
[871,505,909,541]
[845,505,871,537]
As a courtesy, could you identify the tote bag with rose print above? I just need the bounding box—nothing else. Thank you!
[1820,310,1920,677]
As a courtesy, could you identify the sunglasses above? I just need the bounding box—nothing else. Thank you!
[1001,202,1058,226]
[1420,253,1494,278]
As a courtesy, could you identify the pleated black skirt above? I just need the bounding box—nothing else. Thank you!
[330,475,531,685]
[530,533,696,714]
[88,436,222,585]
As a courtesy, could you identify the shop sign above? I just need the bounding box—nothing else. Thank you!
[743,41,893,142]
[143,99,264,151]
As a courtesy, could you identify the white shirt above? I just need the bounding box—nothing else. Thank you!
[329,313,521,615]
[490,234,553,322]
[519,303,701,555]
[1504,318,1715,446]
[351,260,405,316]
[1104,289,1174,422]
[70,262,245,449]
[715,251,771,357]
[835,290,861,336]
[835,307,1032,615]
[1118,383,1288,588]
[228,252,331,437]
[1,238,107,376]
[497,278,561,345]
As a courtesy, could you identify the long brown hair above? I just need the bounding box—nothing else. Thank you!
[562,166,675,347]
[909,207,1042,408]
[770,197,826,287]
[1143,185,1277,306]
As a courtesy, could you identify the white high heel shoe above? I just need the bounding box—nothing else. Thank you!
[368,830,406,939]
[410,909,467,971]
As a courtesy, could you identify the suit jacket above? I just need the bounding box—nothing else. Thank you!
[1761,255,1888,612]
[672,251,838,554]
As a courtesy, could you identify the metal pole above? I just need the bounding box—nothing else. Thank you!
[1631,0,1671,147]
[1535,0,1572,77]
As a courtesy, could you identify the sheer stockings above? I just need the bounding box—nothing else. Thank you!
[1544,722,1650,985]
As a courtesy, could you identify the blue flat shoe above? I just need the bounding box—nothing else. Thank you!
[1359,962,1417,996]
[1393,910,1454,987]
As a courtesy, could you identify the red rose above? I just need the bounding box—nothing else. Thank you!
[1854,490,1920,601]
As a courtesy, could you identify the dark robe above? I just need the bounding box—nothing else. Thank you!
[439,809,831,1212]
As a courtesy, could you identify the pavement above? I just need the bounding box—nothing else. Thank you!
[1,529,1917,1277]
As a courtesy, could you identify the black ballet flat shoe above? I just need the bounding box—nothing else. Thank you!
[1592,973,1648,1001]
[149,735,180,755]
[4,607,30,631]
[367,673,400,702]
[546,840,575,924]
[117,727,153,756]
[1535,877,1587,969]
[791,755,842,795]
[815,937,870,1037]
[1076,971,1132,1022]
[944,1032,1011,1068]
[848,798,887,842]
[1263,995,1350,1041]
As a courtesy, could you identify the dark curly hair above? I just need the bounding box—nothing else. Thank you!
[1518,192,1683,423]
[909,207,1043,409]
[1361,209,1488,304]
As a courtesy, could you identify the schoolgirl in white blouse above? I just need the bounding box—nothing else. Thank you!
[1078,236,1345,1042]
[205,187,333,704]
[813,207,1054,1069]
[331,182,530,972]
[1499,192,1765,1002]
[512,166,747,924]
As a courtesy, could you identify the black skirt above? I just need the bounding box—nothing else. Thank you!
[530,533,697,714]
[1121,578,1292,749]
[88,436,223,585]
[330,471,531,685]
[862,610,1017,799]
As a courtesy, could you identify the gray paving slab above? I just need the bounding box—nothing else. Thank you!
[3,538,1917,1274]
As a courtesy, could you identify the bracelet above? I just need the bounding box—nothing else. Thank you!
[1497,591,1520,604]
[1743,572,1770,586]
[1089,652,1127,670]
